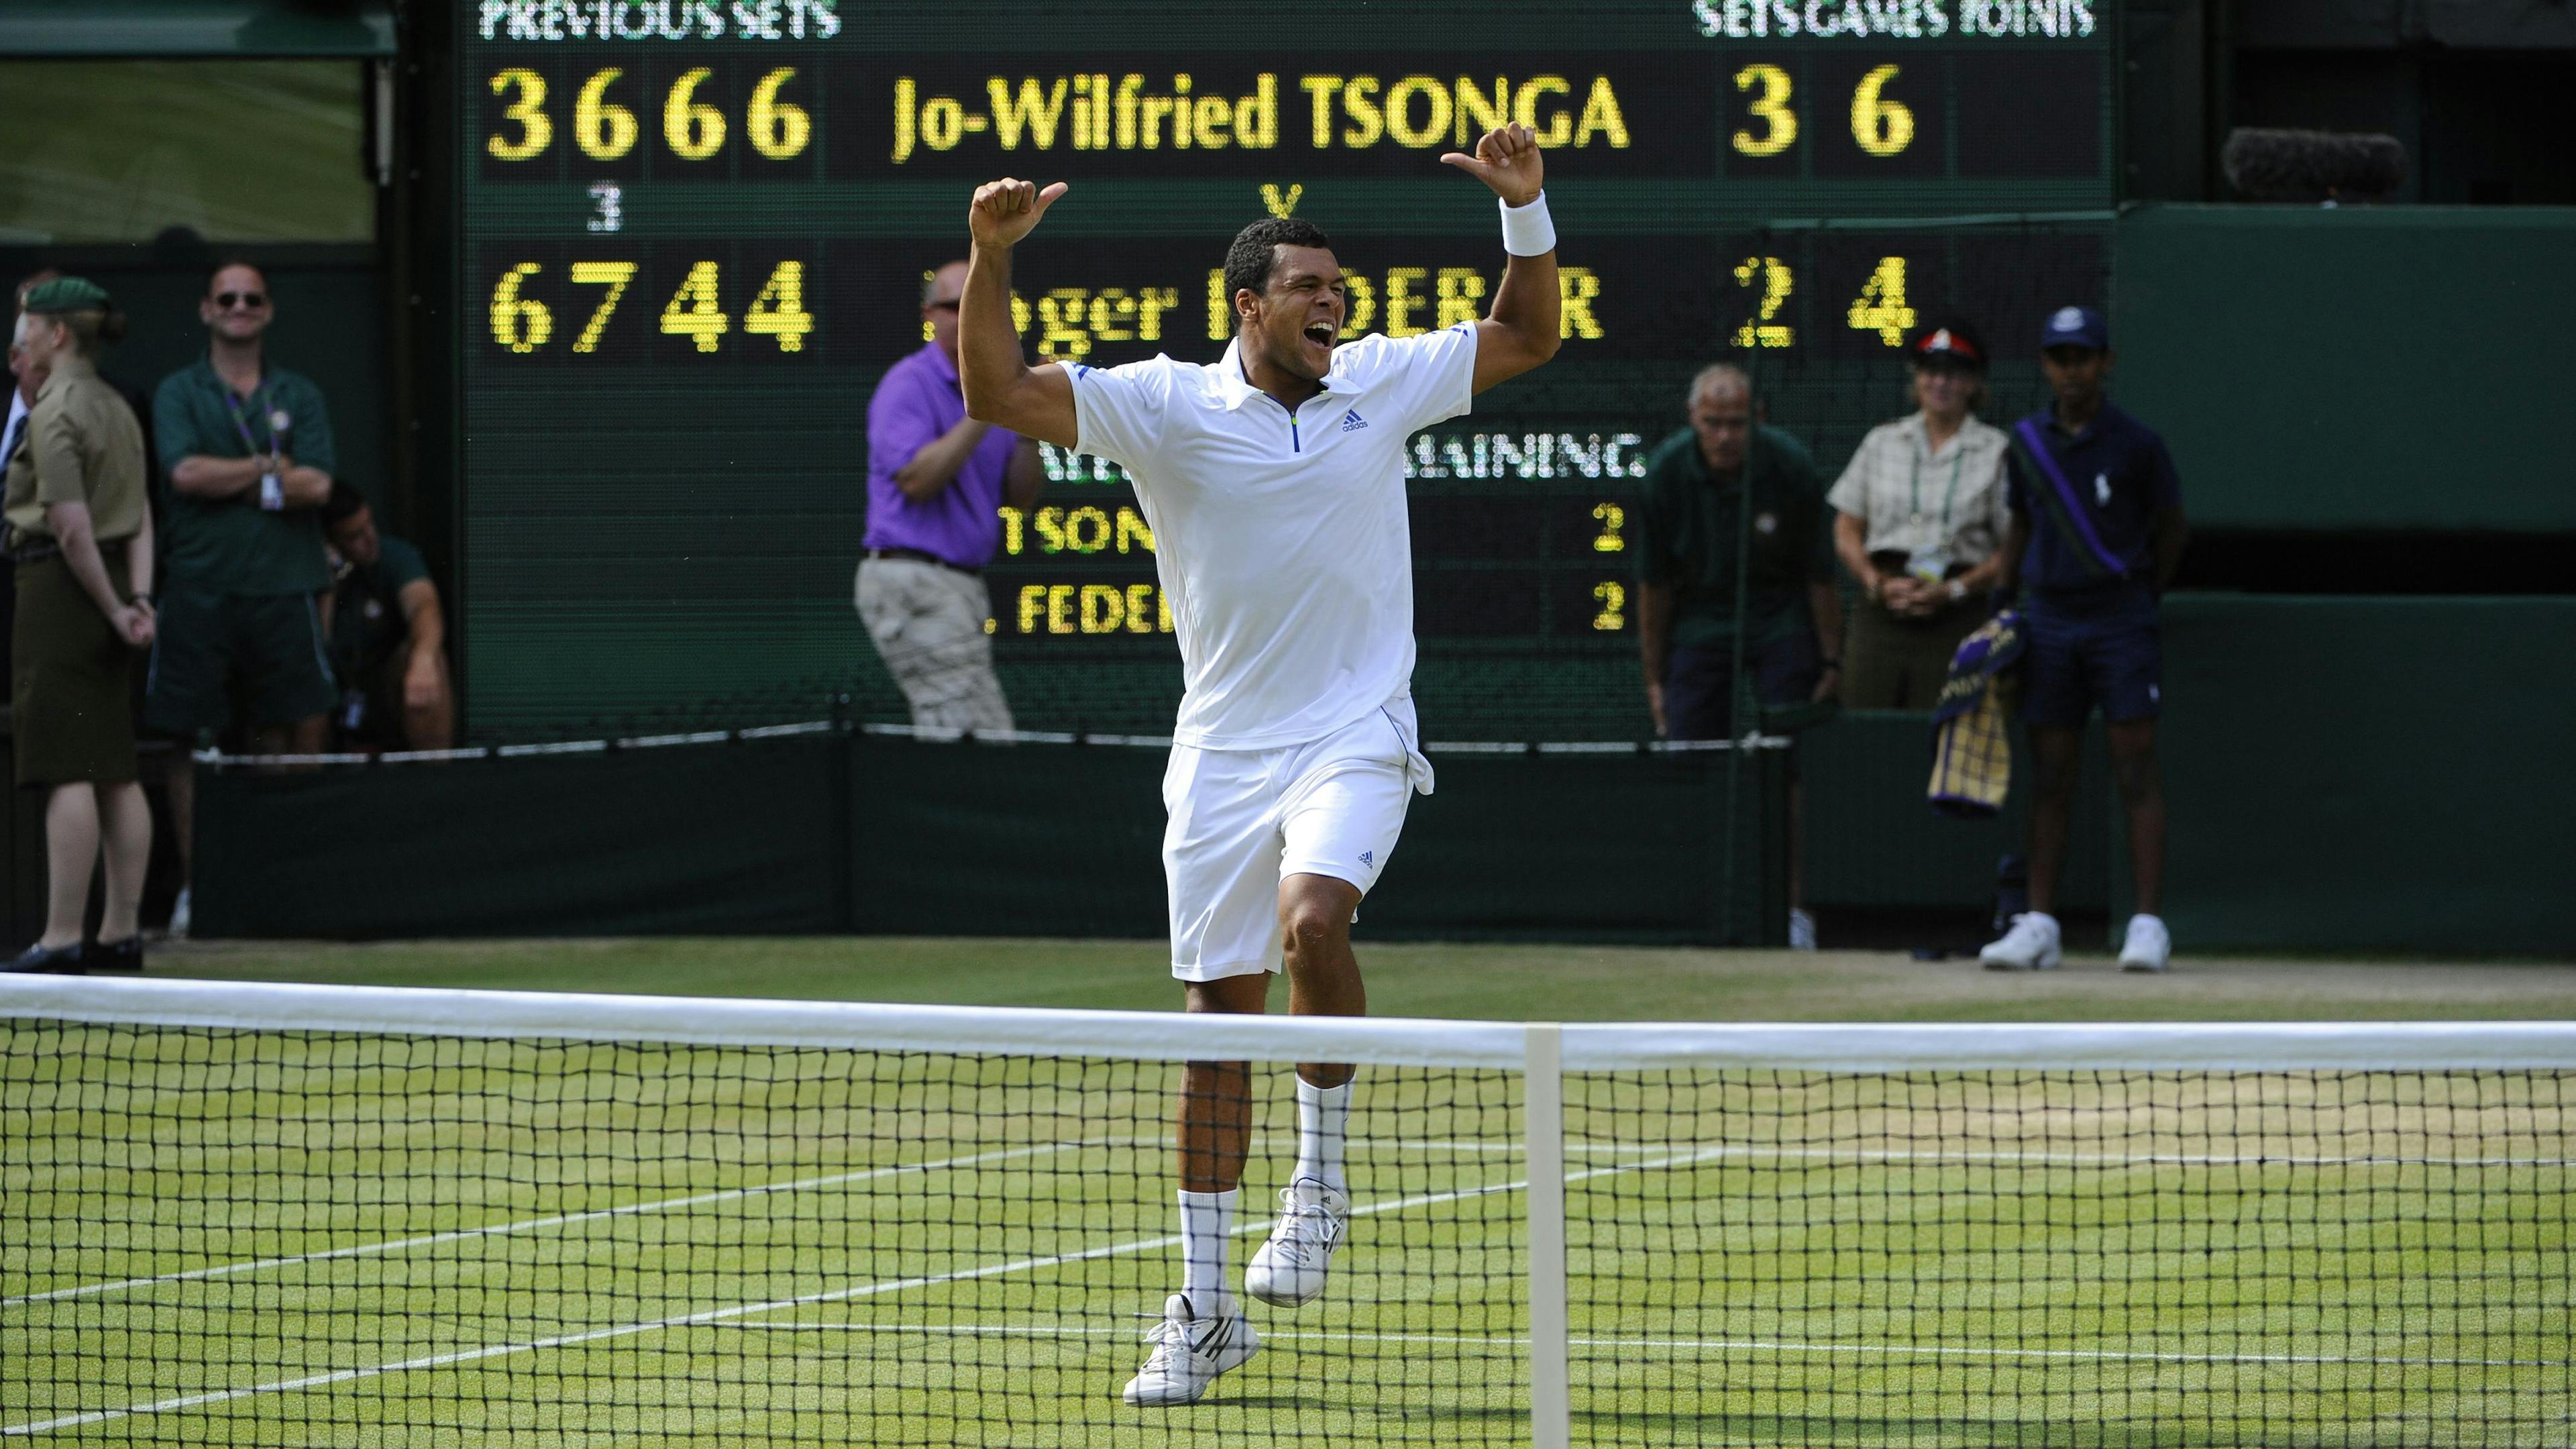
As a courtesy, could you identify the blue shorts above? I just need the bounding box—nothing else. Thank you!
[1666,633,1819,762]
[2020,608,2162,728]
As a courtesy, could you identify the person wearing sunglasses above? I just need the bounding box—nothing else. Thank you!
[144,261,343,937]
[855,258,1044,735]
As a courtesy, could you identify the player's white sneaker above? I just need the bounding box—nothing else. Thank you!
[1122,1291,1257,1407]
[1980,912,2063,971]
[2118,914,2173,973]
[1244,1177,1351,1309]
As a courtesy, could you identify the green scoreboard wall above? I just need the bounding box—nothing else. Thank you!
[2114,205,2576,533]
[453,0,2118,739]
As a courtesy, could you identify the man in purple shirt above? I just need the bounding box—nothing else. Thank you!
[857,259,1041,732]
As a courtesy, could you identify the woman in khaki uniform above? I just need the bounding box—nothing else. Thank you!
[3,277,156,974]
[1827,319,2015,709]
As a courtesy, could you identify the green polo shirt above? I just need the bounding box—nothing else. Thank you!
[1633,424,1832,652]
[328,533,430,686]
[152,357,336,596]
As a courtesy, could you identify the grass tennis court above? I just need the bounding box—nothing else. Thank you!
[6,941,2573,1445]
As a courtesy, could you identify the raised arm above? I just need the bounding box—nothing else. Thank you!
[1441,125,1561,394]
[958,179,1079,449]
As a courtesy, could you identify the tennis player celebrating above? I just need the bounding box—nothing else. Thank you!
[959,126,1560,1405]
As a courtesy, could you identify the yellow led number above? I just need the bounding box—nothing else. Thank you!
[747,68,812,160]
[486,70,551,161]
[1847,256,1916,345]
[1731,64,1796,158]
[1731,256,1794,349]
[489,261,810,356]
[489,263,551,352]
[484,66,808,162]
[745,262,814,351]
[576,69,639,160]
[1591,582,1627,632]
[1850,65,1915,158]
[664,68,727,160]
[659,261,729,350]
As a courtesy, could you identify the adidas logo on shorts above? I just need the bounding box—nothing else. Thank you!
[1340,409,1368,433]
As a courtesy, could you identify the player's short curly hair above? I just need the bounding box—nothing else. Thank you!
[1221,218,1335,313]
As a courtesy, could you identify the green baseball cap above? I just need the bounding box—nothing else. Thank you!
[22,276,110,315]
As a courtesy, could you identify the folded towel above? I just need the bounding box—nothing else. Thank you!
[1929,609,2025,818]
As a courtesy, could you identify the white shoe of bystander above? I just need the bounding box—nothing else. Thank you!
[2118,914,2173,973]
[1980,912,2062,971]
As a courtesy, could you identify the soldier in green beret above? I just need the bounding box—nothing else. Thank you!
[3,277,156,974]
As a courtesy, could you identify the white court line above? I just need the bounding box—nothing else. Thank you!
[8,1135,1485,1307]
[2,1141,1075,1309]
[17,1135,2559,1311]
[1568,1144,2576,1170]
[3,1143,1722,1435]
[716,1321,2574,1372]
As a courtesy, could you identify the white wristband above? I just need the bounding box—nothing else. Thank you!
[1499,191,1556,257]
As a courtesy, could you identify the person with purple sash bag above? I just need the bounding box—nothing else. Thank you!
[1980,306,2190,973]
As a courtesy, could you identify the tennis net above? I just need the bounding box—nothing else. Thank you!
[4,977,2569,1446]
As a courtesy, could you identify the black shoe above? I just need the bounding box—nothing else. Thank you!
[90,936,144,973]
[4,940,86,974]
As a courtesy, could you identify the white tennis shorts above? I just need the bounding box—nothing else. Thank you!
[1162,697,1434,981]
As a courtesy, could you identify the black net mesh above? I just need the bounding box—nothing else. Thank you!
[1566,1067,2573,1446]
[6,1014,2566,1444]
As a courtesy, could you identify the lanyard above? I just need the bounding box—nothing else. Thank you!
[223,382,278,458]
[1908,422,1967,537]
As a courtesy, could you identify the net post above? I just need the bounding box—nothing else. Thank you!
[1523,1022,1571,1449]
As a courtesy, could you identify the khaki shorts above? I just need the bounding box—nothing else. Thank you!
[854,557,1012,735]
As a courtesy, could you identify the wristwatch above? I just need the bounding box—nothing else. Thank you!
[1947,578,1968,603]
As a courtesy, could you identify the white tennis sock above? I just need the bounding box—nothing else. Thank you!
[1293,1078,1352,1193]
[1177,1188,1236,1301]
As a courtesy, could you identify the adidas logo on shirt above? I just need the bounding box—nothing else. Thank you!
[1340,409,1368,433]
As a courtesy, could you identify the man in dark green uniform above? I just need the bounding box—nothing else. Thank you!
[145,262,339,934]
[321,482,452,751]
[1634,362,1842,948]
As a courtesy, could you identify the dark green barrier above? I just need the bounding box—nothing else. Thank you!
[1364,750,1781,946]
[2112,207,2576,532]
[1803,711,2111,916]
[197,733,1782,947]
[2122,595,2576,955]
[193,594,2576,957]
[846,737,1167,940]
[848,735,1780,947]
[196,740,843,938]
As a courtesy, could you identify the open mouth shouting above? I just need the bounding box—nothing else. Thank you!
[1301,319,1336,360]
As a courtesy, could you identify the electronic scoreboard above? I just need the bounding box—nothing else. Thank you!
[456,0,2114,737]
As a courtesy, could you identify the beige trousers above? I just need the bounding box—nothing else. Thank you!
[854,557,1014,734]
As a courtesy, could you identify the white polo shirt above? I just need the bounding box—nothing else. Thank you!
[1064,324,1477,751]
